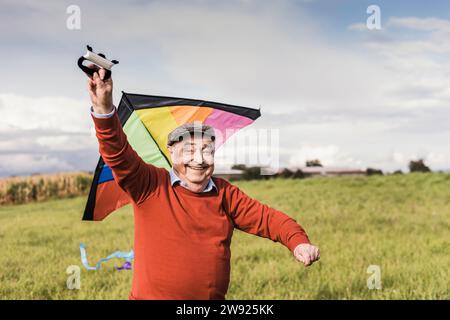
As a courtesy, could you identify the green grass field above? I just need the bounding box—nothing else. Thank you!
[1,173,449,299]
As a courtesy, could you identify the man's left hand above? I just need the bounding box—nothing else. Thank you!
[294,243,320,267]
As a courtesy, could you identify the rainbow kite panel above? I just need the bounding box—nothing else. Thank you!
[83,92,261,221]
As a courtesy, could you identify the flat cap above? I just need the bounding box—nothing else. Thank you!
[167,123,216,146]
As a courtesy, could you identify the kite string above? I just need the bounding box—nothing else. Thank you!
[80,243,134,271]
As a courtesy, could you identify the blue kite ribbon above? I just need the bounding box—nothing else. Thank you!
[80,243,134,271]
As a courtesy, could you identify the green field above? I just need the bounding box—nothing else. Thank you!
[0,173,449,299]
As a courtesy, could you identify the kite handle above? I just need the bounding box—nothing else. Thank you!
[77,45,118,80]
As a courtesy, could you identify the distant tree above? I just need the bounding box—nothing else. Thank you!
[366,168,383,176]
[306,159,323,167]
[278,168,294,179]
[292,169,305,179]
[242,166,265,180]
[409,159,431,173]
[393,170,403,175]
[231,164,247,171]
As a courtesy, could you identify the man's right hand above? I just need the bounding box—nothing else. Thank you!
[87,64,114,114]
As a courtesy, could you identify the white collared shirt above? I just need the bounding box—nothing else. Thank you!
[169,168,217,193]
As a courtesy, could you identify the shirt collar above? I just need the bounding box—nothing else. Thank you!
[169,168,217,193]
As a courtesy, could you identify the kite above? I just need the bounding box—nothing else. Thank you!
[83,92,261,221]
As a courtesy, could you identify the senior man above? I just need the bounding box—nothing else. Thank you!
[87,67,320,300]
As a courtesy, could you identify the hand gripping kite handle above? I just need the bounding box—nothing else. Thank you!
[77,45,119,80]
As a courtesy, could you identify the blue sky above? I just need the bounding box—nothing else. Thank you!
[0,0,449,176]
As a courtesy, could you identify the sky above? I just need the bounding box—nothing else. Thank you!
[1,0,449,176]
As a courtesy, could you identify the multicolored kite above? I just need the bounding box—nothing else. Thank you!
[83,92,261,221]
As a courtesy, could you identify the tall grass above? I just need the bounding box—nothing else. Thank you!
[0,172,92,205]
[0,173,449,299]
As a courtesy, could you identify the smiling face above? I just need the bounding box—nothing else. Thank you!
[168,133,215,188]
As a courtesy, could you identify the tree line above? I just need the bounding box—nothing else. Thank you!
[232,159,433,180]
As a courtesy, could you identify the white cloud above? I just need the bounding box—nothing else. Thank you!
[0,93,99,176]
[288,144,363,168]
[387,17,450,32]
[425,152,450,170]
[0,154,73,176]
[0,93,92,132]
[0,2,449,175]
[347,23,367,31]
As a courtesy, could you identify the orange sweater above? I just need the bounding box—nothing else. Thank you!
[92,111,310,300]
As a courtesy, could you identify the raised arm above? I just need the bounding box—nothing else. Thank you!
[88,67,159,204]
